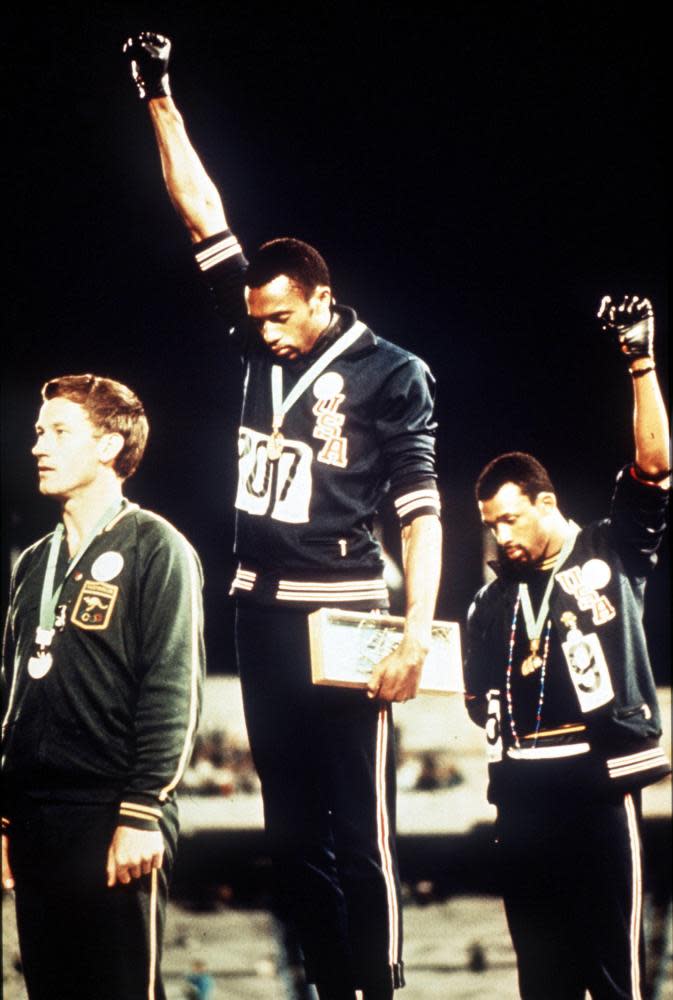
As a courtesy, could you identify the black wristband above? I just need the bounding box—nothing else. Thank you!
[634,463,671,484]
[630,365,655,378]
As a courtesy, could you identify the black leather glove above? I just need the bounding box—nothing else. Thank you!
[597,294,654,361]
[123,32,172,101]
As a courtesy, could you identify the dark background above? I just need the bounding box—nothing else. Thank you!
[2,2,668,678]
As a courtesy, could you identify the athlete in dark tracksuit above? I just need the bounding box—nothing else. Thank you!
[202,240,439,993]
[464,295,670,999]
[124,31,443,998]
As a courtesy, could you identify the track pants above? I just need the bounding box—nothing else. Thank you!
[235,603,404,993]
[8,797,177,1000]
[497,790,645,999]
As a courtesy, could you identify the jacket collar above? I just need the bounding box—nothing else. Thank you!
[290,304,376,369]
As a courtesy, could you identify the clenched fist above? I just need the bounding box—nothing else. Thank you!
[598,294,654,362]
[123,31,172,101]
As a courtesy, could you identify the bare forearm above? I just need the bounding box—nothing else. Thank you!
[366,514,442,702]
[147,97,227,242]
[630,361,670,484]
[598,295,670,484]
[401,514,442,650]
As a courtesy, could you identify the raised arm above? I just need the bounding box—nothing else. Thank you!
[123,33,227,243]
[598,294,670,488]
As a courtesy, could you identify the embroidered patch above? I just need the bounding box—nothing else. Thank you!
[71,581,119,630]
[313,390,349,468]
[561,627,614,712]
[91,551,124,582]
[555,562,617,626]
[581,558,611,591]
[313,371,344,399]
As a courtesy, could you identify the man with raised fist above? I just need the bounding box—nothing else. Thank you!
[464,296,670,999]
[123,31,443,1000]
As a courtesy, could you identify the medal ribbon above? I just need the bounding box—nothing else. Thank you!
[517,522,580,644]
[270,320,367,433]
[38,499,126,633]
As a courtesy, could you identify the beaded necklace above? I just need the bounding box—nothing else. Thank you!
[505,594,553,749]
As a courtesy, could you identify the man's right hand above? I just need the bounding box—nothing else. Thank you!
[597,294,654,362]
[2,834,14,891]
[123,32,172,101]
[106,825,164,887]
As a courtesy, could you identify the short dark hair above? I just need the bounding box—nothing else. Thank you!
[475,451,555,503]
[246,238,331,299]
[42,374,149,480]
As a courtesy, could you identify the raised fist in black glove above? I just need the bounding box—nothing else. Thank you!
[123,32,172,101]
[597,294,654,362]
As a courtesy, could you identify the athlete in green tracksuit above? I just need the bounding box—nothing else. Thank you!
[2,374,205,1000]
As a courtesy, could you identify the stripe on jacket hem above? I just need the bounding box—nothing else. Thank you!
[231,567,389,603]
[276,579,388,602]
[607,747,669,778]
[507,743,591,760]
[230,568,257,593]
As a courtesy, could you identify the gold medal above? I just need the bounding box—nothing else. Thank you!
[267,429,284,461]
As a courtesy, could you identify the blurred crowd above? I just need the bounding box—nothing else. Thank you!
[181,728,464,797]
[181,732,261,796]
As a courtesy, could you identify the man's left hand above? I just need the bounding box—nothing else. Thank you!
[366,635,427,702]
[106,825,164,887]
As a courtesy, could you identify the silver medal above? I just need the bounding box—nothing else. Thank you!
[28,652,53,679]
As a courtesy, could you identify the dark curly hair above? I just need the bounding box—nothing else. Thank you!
[476,451,555,503]
[246,238,331,299]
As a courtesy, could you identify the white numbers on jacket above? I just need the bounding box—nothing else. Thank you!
[235,427,313,523]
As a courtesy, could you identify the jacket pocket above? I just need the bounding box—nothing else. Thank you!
[616,702,651,721]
